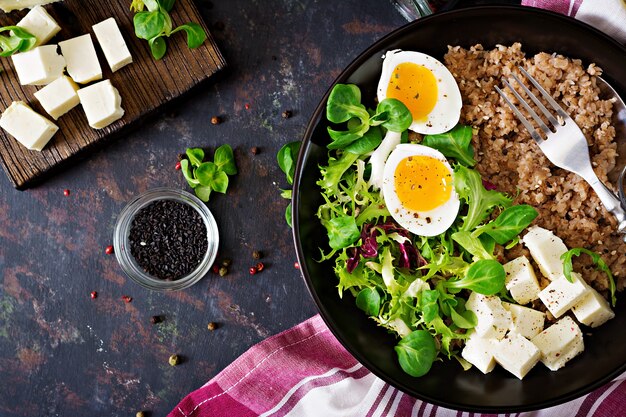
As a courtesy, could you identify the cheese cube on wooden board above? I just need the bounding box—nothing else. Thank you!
[494,331,541,380]
[0,101,58,151]
[461,332,498,374]
[11,45,65,85]
[531,316,584,371]
[34,75,79,120]
[572,287,614,328]
[92,17,133,72]
[77,80,124,129]
[502,302,545,339]
[522,226,569,281]
[0,0,61,12]
[466,293,511,340]
[59,34,102,84]
[504,256,542,304]
[538,272,588,318]
[16,5,61,47]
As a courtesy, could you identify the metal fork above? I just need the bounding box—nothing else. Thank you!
[495,66,626,241]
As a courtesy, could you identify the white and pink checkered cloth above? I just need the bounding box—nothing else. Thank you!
[169,2,626,416]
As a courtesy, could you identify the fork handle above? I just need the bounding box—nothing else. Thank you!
[585,175,626,240]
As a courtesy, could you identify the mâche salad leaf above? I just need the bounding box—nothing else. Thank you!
[422,124,476,167]
[445,259,506,295]
[180,145,236,202]
[277,141,302,227]
[130,0,207,60]
[473,204,538,244]
[394,330,437,377]
[325,84,412,150]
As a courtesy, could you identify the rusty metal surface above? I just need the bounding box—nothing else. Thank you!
[0,0,406,415]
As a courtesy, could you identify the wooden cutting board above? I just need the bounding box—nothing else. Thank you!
[0,0,226,189]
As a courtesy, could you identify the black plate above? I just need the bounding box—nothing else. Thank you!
[293,5,626,413]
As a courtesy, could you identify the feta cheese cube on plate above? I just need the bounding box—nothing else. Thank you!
[77,80,124,129]
[572,287,614,328]
[522,226,568,281]
[494,331,541,380]
[92,17,133,72]
[11,44,65,85]
[531,316,584,371]
[16,5,61,46]
[461,332,498,374]
[538,272,588,318]
[502,302,545,339]
[34,75,79,120]
[504,256,542,304]
[0,101,58,151]
[466,293,511,340]
[59,34,102,84]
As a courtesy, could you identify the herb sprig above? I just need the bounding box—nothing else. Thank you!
[130,0,207,60]
[0,26,36,57]
[561,248,616,306]
[180,145,237,202]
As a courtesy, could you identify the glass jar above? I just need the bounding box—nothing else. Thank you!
[113,187,219,291]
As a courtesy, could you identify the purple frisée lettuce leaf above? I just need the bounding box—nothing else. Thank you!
[346,246,360,273]
[360,223,379,258]
[482,178,497,191]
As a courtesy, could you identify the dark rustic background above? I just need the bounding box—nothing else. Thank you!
[0,1,518,416]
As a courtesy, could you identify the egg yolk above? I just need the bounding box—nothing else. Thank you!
[394,155,453,212]
[386,62,438,122]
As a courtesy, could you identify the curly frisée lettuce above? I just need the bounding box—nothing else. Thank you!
[316,83,539,378]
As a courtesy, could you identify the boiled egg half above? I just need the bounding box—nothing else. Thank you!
[382,144,459,236]
[377,50,462,135]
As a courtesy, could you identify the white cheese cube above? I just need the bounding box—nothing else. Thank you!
[0,0,61,12]
[502,302,545,339]
[92,17,133,72]
[465,293,511,340]
[461,332,498,374]
[572,287,614,328]
[538,272,588,318]
[11,45,65,86]
[493,331,541,379]
[504,256,542,304]
[77,80,124,129]
[531,316,584,371]
[0,101,58,151]
[34,75,79,120]
[522,226,569,281]
[59,34,102,84]
[16,5,61,46]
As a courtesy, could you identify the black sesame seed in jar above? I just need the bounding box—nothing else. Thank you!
[129,200,208,281]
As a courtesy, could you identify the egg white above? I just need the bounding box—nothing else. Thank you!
[377,50,462,135]
[382,144,459,237]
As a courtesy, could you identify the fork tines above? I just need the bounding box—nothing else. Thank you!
[495,66,570,144]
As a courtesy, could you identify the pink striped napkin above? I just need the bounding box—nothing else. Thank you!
[169,315,625,417]
[170,2,626,416]
[521,0,626,43]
